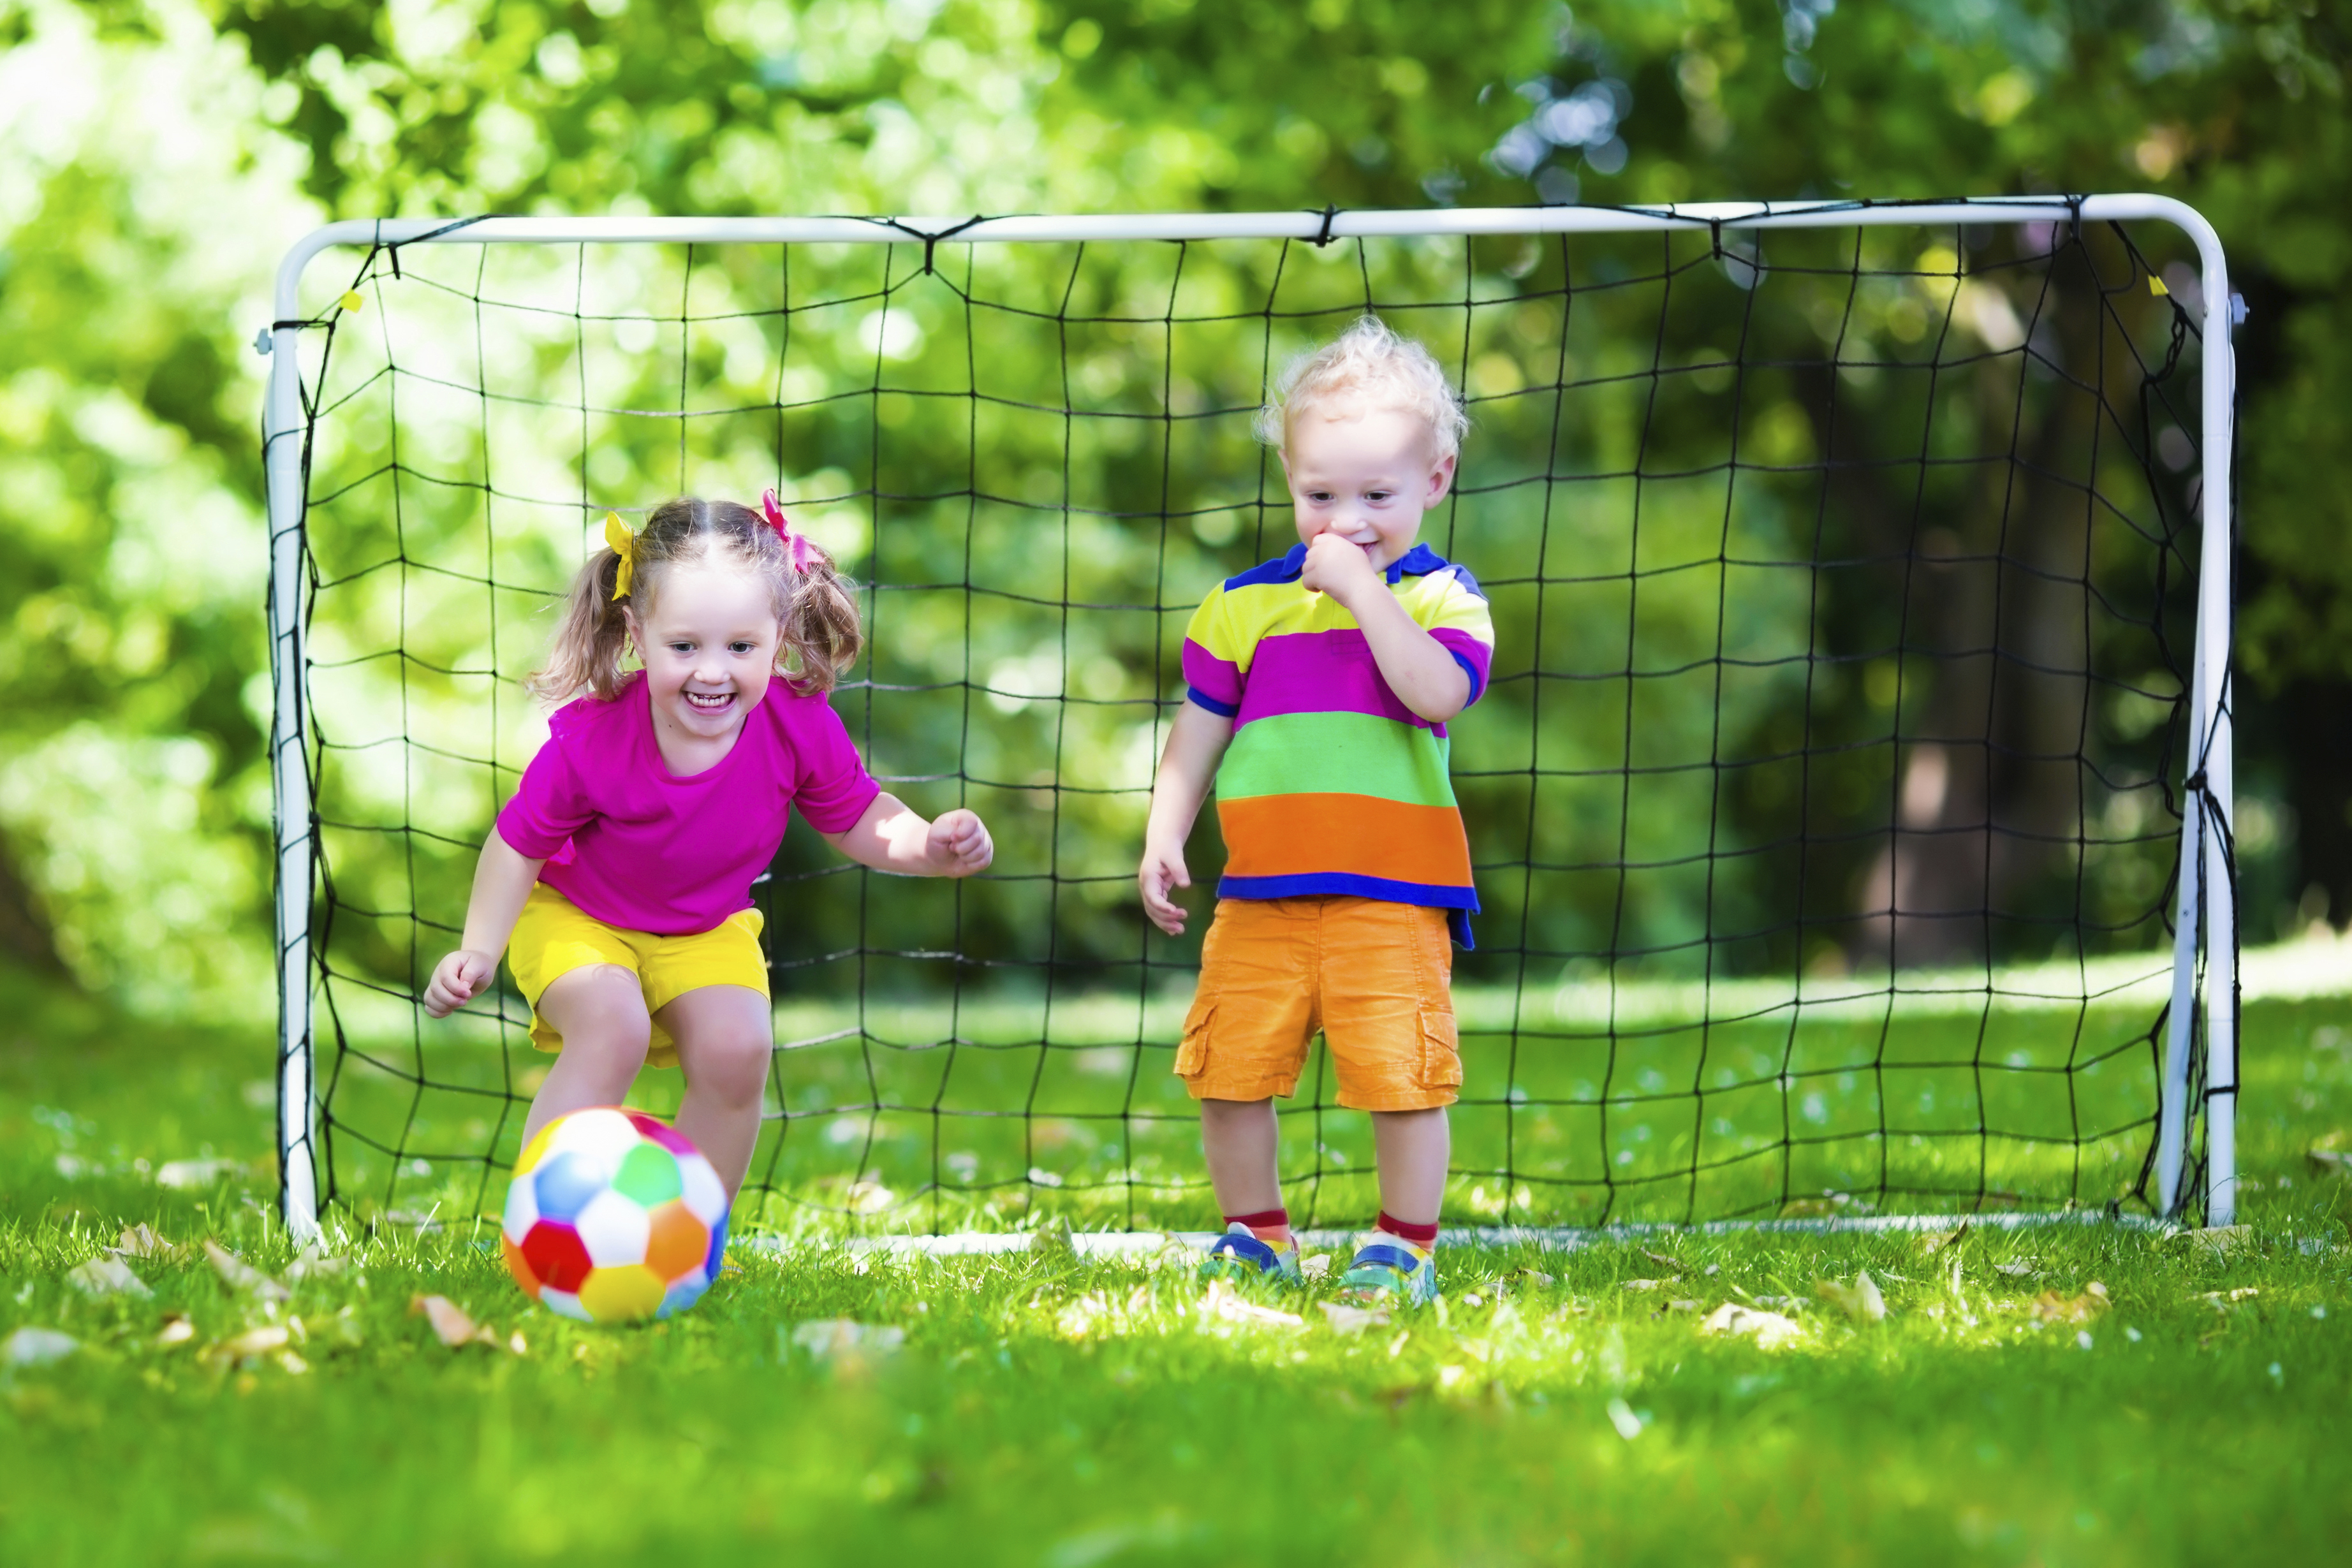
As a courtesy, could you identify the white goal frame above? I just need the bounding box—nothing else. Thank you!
[261,196,2240,1245]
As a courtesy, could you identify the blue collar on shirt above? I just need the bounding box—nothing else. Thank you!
[1272,541,1450,585]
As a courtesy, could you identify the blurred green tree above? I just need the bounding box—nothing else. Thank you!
[1,0,2343,1011]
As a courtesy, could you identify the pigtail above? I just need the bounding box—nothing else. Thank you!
[779,540,864,695]
[527,545,635,705]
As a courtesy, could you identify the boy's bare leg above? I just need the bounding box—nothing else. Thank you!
[1371,1106,1450,1228]
[525,965,653,1147]
[659,985,773,1199]
[1199,1097,1284,1217]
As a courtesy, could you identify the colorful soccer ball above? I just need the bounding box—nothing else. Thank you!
[501,1108,730,1323]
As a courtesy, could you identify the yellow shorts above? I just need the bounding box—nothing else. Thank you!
[505,884,769,1069]
[1177,896,1461,1113]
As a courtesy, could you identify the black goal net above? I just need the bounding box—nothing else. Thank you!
[272,203,2221,1236]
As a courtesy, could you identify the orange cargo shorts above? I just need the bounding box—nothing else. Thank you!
[1177,896,1462,1113]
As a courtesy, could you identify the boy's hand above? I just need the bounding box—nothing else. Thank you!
[1300,531,1383,610]
[925,809,994,876]
[424,949,497,1018]
[1138,838,1194,935]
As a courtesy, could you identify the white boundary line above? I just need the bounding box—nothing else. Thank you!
[263,196,2235,1243]
[763,1209,2168,1260]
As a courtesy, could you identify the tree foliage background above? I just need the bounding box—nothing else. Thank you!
[2,0,2346,1015]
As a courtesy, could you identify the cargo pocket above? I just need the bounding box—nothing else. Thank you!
[1175,1003,1215,1081]
[1418,1006,1463,1089]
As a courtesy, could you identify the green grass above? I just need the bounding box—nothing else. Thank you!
[3,967,2349,1565]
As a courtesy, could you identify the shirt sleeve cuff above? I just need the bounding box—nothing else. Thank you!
[1448,650,1486,708]
[1186,686,1239,718]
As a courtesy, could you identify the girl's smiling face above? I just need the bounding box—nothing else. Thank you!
[623,564,781,759]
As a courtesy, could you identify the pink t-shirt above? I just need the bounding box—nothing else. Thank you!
[495,673,881,935]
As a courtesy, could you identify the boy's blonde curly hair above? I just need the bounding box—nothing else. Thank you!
[1253,314,1469,461]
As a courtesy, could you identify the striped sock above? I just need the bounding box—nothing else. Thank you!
[1225,1206,1293,1247]
[1376,1211,1438,1249]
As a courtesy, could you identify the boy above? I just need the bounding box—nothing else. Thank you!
[1138,316,1493,1304]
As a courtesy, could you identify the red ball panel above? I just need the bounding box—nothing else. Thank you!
[520,1219,593,1293]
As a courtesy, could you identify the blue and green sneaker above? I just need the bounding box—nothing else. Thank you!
[1199,1222,1302,1283]
[1339,1233,1438,1305]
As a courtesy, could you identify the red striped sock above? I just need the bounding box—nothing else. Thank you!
[1225,1207,1293,1247]
[1377,1212,1438,1248]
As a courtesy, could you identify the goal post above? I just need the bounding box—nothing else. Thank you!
[261,195,2239,1246]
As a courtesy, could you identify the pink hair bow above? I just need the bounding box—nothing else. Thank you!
[761,488,814,575]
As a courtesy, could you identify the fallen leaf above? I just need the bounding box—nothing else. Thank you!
[1620,1278,1673,1293]
[1701,1303,1802,1349]
[1917,1220,1971,1256]
[68,1256,151,1298]
[1200,1280,1305,1328]
[2174,1225,2252,1259]
[2194,1286,2261,1310]
[1639,1249,1684,1275]
[276,1350,311,1375]
[1663,1299,1702,1313]
[206,1325,292,1366]
[113,1224,182,1261]
[1994,1261,2038,1279]
[409,1294,500,1349]
[1320,1301,1390,1337]
[285,1245,347,1282]
[790,1319,908,1359]
[155,1314,197,1348]
[1817,1270,1888,1324]
[1605,1396,1643,1439]
[2308,1132,2349,1176]
[4,1327,78,1366]
[1300,1254,1333,1280]
[508,1331,528,1356]
[203,1241,290,1303]
[2031,1281,2112,1324]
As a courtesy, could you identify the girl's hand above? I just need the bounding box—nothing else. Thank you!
[424,949,497,1018]
[925,809,994,876]
[1137,837,1193,935]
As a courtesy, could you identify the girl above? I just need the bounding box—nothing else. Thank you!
[424,493,992,1198]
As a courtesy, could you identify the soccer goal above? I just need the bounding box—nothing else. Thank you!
[261,196,2239,1247]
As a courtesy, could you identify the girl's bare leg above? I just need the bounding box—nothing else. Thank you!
[524,965,653,1146]
[659,985,773,1199]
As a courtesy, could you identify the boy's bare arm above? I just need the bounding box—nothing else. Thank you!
[1300,535,1473,722]
[424,827,547,1016]
[1138,701,1235,936]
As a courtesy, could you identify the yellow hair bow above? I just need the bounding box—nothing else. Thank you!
[603,511,636,601]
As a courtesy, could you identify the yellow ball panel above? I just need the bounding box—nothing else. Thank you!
[575,1263,667,1323]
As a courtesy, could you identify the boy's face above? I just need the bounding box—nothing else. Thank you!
[1281,402,1456,571]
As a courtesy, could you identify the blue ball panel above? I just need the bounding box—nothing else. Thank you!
[531,1149,605,1224]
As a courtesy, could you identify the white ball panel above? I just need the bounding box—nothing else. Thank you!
[501,1171,540,1245]
[573,1187,653,1268]
[677,1154,728,1227]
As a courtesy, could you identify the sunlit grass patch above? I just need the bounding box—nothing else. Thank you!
[3,972,2349,1564]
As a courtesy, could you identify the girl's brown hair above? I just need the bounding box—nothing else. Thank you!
[527,495,864,705]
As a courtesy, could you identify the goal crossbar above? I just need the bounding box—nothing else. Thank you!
[261,194,2239,1245]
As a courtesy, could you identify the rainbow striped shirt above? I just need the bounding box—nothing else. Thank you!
[1182,542,1494,944]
